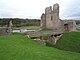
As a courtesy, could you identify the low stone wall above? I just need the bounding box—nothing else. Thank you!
[0,27,11,35]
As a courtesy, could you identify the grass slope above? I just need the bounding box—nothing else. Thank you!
[0,33,80,60]
[55,32,80,53]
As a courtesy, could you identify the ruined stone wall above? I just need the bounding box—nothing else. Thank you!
[41,3,76,32]
[44,3,62,30]
[52,3,59,20]
[72,21,76,31]
[41,3,64,32]
[41,13,46,29]
[51,3,64,32]
[45,6,53,29]
[62,20,76,32]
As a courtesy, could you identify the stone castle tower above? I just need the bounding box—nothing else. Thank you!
[41,3,63,32]
[41,3,76,32]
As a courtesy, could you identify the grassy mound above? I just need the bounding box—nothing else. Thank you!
[0,33,80,60]
[55,32,80,53]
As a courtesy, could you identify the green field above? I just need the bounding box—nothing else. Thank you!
[13,26,41,30]
[0,33,80,60]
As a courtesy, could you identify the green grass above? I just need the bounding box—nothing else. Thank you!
[43,35,49,40]
[0,33,80,60]
[39,29,53,32]
[13,26,40,30]
[55,32,80,53]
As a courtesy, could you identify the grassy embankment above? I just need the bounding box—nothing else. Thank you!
[0,33,80,60]
[55,32,80,53]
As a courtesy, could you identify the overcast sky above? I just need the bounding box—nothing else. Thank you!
[0,0,80,19]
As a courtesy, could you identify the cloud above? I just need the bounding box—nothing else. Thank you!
[0,9,15,18]
[59,0,80,19]
[0,0,80,19]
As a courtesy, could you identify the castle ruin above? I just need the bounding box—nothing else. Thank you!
[41,3,76,32]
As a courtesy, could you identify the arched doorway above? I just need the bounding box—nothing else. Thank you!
[64,24,69,32]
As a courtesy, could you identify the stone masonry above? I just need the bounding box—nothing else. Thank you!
[41,3,76,32]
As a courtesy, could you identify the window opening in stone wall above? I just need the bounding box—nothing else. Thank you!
[51,16,53,21]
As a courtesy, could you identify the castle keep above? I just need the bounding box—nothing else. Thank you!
[41,3,76,32]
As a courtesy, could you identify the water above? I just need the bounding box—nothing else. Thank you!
[12,29,35,33]
[12,30,21,33]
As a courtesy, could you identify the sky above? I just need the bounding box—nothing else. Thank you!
[0,0,80,20]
